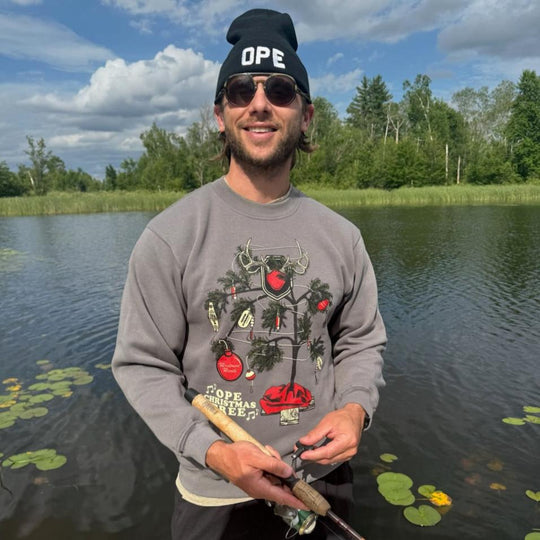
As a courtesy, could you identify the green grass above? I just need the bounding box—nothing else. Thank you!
[1,184,540,217]
[300,184,540,208]
[0,190,184,217]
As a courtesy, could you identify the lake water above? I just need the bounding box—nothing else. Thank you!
[0,205,539,540]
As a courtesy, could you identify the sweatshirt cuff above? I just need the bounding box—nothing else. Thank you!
[180,421,224,467]
[336,388,375,430]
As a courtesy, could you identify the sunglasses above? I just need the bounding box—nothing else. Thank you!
[220,73,310,107]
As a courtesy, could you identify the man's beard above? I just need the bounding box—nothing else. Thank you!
[225,121,301,172]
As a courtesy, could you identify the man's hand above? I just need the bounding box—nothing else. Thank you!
[297,403,366,465]
[205,440,308,509]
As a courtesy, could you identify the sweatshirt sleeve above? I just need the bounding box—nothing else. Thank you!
[112,227,222,465]
[329,233,386,427]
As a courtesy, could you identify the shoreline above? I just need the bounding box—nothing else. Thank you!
[1,184,540,217]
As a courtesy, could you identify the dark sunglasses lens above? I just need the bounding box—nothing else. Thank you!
[266,76,296,106]
[226,76,255,106]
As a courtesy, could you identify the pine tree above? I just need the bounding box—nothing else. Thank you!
[347,75,392,138]
[507,70,540,180]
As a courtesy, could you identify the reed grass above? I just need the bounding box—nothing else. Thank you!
[1,184,539,217]
[300,184,540,208]
[0,191,184,217]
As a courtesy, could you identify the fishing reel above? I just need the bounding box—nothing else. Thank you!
[270,503,318,536]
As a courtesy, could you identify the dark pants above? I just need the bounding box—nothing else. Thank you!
[171,464,353,540]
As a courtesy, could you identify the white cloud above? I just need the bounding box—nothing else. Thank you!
[22,45,220,121]
[5,45,221,176]
[286,1,466,43]
[101,0,187,18]
[327,53,344,67]
[310,69,364,98]
[0,13,114,71]
[130,18,154,34]
[438,0,540,60]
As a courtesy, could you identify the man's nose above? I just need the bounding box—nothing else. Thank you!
[249,81,270,110]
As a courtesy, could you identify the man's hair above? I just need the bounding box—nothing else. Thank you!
[214,99,317,168]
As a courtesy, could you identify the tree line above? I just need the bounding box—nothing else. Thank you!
[1,69,539,198]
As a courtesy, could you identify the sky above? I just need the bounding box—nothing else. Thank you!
[1,0,539,179]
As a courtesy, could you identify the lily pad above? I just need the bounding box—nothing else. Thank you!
[523,406,540,414]
[72,375,93,385]
[0,416,15,429]
[524,415,540,425]
[3,453,33,467]
[403,505,441,527]
[35,455,67,471]
[3,449,67,471]
[18,407,48,419]
[525,533,540,540]
[377,472,413,488]
[95,363,111,370]
[29,394,54,404]
[31,449,57,459]
[28,383,50,392]
[47,373,67,382]
[418,485,436,497]
[380,453,398,463]
[526,490,540,502]
[502,417,526,425]
[377,472,415,506]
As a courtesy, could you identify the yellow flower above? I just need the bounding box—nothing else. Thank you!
[2,378,18,384]
[429,491,453,507]
[0,400,16,408]
[490,483,506,491]
[7,385,21,392]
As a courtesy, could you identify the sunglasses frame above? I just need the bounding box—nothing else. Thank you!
[219,73,311,107]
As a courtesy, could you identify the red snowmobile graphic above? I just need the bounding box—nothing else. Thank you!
[260,382,314,415]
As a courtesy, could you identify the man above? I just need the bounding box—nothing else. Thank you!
[112,8,385,540]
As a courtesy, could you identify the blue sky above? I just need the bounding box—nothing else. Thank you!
[1,0,539,178]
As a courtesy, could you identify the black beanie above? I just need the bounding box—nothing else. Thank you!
[215,9,310,103]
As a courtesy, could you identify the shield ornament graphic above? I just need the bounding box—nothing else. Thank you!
[261,256,292,300]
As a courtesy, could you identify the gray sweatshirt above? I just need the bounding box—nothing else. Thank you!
[112,177,386,502]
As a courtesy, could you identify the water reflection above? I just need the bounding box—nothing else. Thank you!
[0,207,539,539]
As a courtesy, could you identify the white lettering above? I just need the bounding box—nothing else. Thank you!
[241,47,254,66]
[255,46,270,64]
[241,47,287,69]
[273,49,285,69]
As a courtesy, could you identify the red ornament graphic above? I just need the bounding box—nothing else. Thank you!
[317,299,329,311]
[216,350,243,381]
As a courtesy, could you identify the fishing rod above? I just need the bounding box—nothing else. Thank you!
[185,388,366,540]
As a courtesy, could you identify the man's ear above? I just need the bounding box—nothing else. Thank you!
[302,103,314,132]
[214,104,225,133]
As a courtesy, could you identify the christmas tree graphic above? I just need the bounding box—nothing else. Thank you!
[205,239,333,425]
